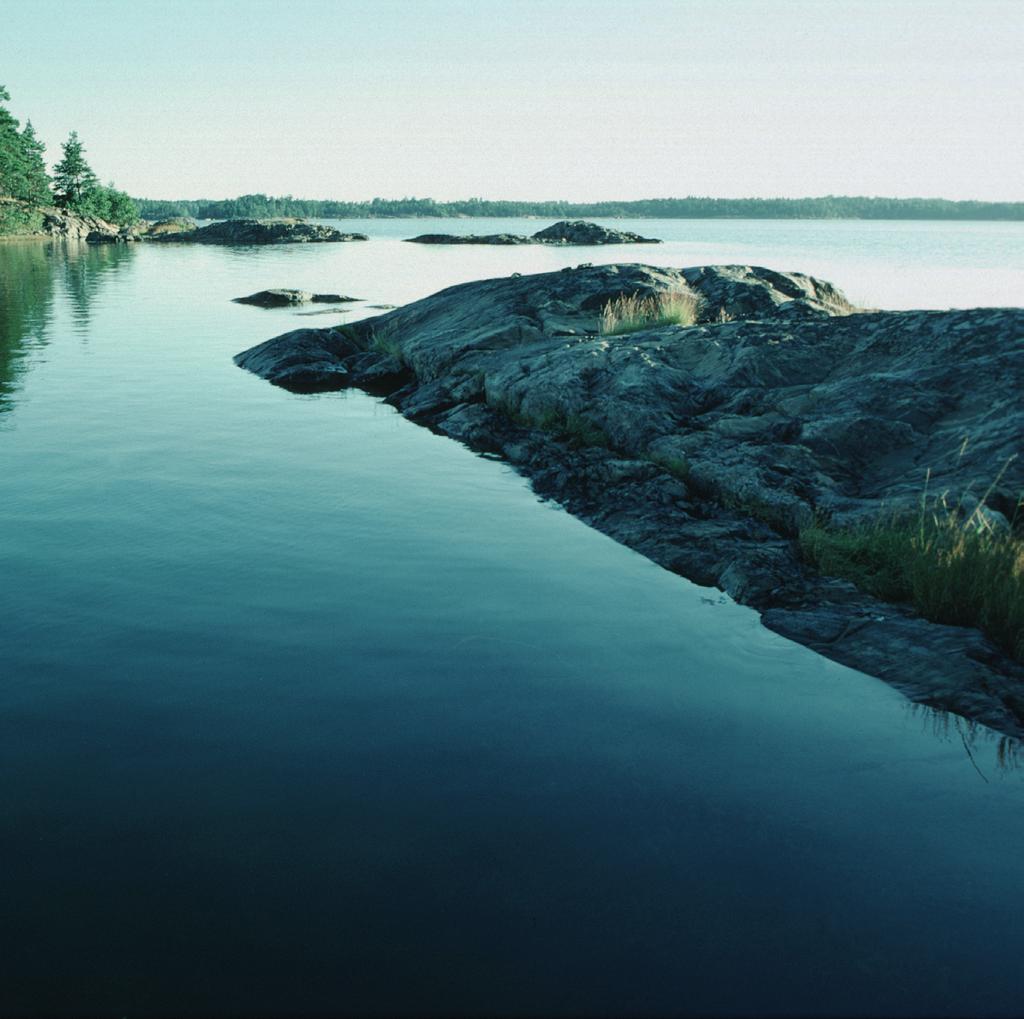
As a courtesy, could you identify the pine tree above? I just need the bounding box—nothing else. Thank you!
[18,121,51,205]
[0,85,52,234]
[0,84,30,199]
[52,130,99,211]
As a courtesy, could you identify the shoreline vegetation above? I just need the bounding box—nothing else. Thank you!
[801,483,1023,665]
[0,84,137,236]
[134,193,1024,222]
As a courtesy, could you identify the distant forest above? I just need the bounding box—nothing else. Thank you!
[135,193,1024,221]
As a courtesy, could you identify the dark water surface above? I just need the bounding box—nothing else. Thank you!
[1,235,1023,1017]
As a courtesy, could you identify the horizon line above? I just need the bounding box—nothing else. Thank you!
[132,193,1024,206]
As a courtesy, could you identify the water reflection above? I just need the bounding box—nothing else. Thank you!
[0,240,133,411]
[60,241,133,332]
[906,700,1023,775]
[0,242,53,412]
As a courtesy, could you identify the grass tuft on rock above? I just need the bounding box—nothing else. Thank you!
[599,290,701,336]
[800,478,1024,661]
[369,321,403,359]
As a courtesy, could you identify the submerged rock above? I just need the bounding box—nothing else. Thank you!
[154,218,368,245]
[233,290,359,307]
[235,263,1024,737]
[405,219,662,246]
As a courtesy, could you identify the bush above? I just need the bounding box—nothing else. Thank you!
[84,184,139,226]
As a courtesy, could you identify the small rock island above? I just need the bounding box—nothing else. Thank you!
[233,290,359,307]
[406,219,662,245]
[150,218,368,245]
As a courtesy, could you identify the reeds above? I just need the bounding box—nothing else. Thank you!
[599,290,702,336]
[799,462,1023,661]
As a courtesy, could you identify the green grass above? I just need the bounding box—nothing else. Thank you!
[799,478,1024,661]
[599,290,702,336]
[369,321,403,359]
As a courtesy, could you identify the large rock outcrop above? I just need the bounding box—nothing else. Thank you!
[234,263,1024,737]
[40,207,141,243]
[153,218,368,245]
[406,219,662,245]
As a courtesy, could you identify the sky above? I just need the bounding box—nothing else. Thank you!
[2,0,1022,201]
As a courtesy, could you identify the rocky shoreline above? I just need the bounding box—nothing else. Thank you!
[6,212,652,248]
[0,203,144,243]
[1,207,368,245]
[235,263,1024,739]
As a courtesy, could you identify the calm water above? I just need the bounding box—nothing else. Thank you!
[1,224,1023,1017]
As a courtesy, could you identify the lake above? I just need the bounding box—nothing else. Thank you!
[1,220,1023,1016]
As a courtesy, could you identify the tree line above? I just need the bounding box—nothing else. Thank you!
[136,192,1024,222]
[0,84,138,233]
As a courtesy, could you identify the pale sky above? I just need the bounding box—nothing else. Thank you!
[2,0,1022,201]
